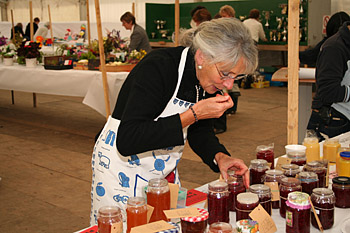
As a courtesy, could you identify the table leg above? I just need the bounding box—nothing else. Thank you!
[11,90,14,104]
[33,93,37,108]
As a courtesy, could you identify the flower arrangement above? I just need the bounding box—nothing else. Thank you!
[1,44,16,58]
[0,36,7,46]
[16,41,42,64]
[125,49,147,64]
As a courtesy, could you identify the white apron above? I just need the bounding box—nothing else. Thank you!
[90,47,194,225]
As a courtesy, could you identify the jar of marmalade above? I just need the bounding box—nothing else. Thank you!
[249,184,272,215]
[256,144,275,169]
[208,181,230,224]
[126,197,147,233]
[147,178,170,222]
[97,206,123,233]
[338,152,350,177]
[227,169,245,212]
[310,188,335,230]
[281,164,300,178]
[287,151,306,166]
[285,192,311,233]
[263,169,285,209]
[249,159,270,185]
[236,192,259,221]
[323,138,340,163]
[332,176,350,208]
[181,208,209,233]
[303,137,320,162]
[298,171,318,195]
[303,161,327,188]
[279,177,301,218]
[208,222,233,233]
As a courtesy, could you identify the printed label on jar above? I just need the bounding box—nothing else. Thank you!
[286,210,293,227]
[111,221,123,233]
[312,208,320,215]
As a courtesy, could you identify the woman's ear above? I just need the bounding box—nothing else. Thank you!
[195,49,205,66]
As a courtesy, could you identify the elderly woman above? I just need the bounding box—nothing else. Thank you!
[90,18,257,225]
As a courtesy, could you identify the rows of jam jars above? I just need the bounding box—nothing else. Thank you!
[303,161,327,188]
[249,184,272,215]
[249,159,270,185]
[208,222,233,233]
[263,169,285,209]
[310,188,335,230]
[97,206,123,233]
[332,176,350,208]
[281,164,300,178]
[287,151,306,166]
[235,192,259,221]
[256,144,275,169]
[147,178,170,222]
[285,192,311,233]
[279,177,302,218]
[303,136,320,162]
[338,151,350,177]
[298,171,319,195]
[207,181,230,224]
[227,169,246,211]
[126,197,147,233]
[181,208,209,233]
[323,138,340,163]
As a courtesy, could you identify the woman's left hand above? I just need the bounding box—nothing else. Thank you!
[215,152,250,188]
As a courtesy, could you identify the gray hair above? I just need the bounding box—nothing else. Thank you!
[180,18,258,74]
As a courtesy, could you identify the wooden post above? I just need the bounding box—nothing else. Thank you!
[287,0,300,144]
[11,10,15,44]
[132,2,135,16]
[94,0,111,119]
[86,0,91,48]
[48,5,54,49]
[174,0,179,46]
[29,1,33,41]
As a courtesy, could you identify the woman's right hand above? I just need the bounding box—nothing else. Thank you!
[193,93,233,120]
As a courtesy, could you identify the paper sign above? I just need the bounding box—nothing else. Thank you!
[168,183,179,209]
[147,205,154,223]
[164,207,200,219]
[130,220,175,233]
[249,204,277,233]
[275,157,291,171]
[264,182,280,201]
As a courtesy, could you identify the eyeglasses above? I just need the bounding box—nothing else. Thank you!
[214,64,247,81]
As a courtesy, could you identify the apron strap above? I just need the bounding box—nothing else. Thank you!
[172,47,189,97]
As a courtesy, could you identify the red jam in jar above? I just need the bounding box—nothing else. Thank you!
[285,192,311,233]
[287,151,306,166]
[332,176,350,208]
[303,161,327,188]
[280,177,301,218]
[310,188,335,230]
[207,181,230,224]
[97,206,123,233]
[249,159,270,185]
[281,164,300,178]
[298,171,318,195]
[249,184,272,215]
[227,169,245,212]
[208,222,233,233]
[236,192,259,221]
[256,144,275,169]
[181,208,209,233]
[263,169,285,209]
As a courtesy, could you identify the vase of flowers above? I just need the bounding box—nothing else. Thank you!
[2,44,16,66]
[3,54,14,66]
[16,41,42,67]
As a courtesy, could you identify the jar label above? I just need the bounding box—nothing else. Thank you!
[264,182,280,201]
[286,210,293,227]
[111,221,123,233]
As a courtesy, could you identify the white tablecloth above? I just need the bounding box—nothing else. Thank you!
[0,63,128,116]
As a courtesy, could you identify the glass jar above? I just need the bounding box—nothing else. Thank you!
[126,197,147,233]
[249,159,270,185]
[147,178,170,222]
[298,171,318,195]
[227,169,245,212]
[256,144,275,169]
[332,176,350,208]
[285,192,311,233]
[281,164,300,178]
[287,151,306,166]
[336,147,350,174]
[338,151,350,177]
[263,169,285,209]
[249,184,272,215]
[303,137,320,162]
[279,177,302,218]
[236,192,259,221]
[181,208,208,233]
[208,222,233,233]
[97,206,123,233]
[310,188,335,230]
[208,181,230,224]
[303,161,327,188]
[236,219,259,233]
[323,138,341,163]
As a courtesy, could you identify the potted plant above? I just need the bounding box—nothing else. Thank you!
[2,44,16,66]
[16,41,42,67]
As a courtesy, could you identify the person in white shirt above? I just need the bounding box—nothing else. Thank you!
[243,9,267,44]
[34,22,50,40]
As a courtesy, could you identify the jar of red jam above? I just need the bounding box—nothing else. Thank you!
[249,184,272,215]
[285,192,311,233]
[287,151,306,166]
[263,169,285,209]
[279,177,301,218]
[303,161,327,188]
[256,144,275,169]
[181,208,209,233]
[298,171,318,195]
[208,222,233,233]
[236,192,259,221]
[332,176,350,208]
[310,188,335,230]
[97,206,123,233]
[281,164,300,178]
[227,169,246,212]
[249,159,270,185]
[147,178,170,222]
[208,181,230,224]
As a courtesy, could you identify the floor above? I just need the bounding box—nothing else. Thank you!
[0,85,288,232]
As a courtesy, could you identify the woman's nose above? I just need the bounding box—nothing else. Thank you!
[223,79,234,90]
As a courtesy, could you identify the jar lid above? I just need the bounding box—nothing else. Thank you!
[181,208,208,222]
[208,181,228,192]
[340,151,350,158]
[148,178,168,187]
[236,219,259,233]
[281,177,301,186]
[298,171,318,180]
[250,159,268,166]
[208,222,233,232]
[157,222,180,233]
[127,196,146,207]
[324,138,339,144]
[332,176,350,185]
[249,184,271,194]
[265,169,283,176]
[98,206,121,217]
[312,188,334,196]
[281,164,299,170]
[237,192,259,204]
[256,144,273,152]
[287,191,310,208]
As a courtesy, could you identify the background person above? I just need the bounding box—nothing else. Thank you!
[192,8,212,27]
[24,17,40,40]
[189,5,206,28]
[10,23,24,39]
[243,9,267,44]
[219,5,235,18]
[34,22,50,40]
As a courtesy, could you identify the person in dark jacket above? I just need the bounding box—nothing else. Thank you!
[10,23,24,39]
[24,17,40,40]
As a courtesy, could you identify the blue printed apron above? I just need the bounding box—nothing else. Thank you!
[90,47,193,225]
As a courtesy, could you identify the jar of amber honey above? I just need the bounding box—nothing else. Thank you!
[338,152,350,177]
[126,197,147,233]
[147,178,170,222]
[97,206,123,233]
[303,137,320,162]
[323,138,340,163]
[181,208,209,233]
